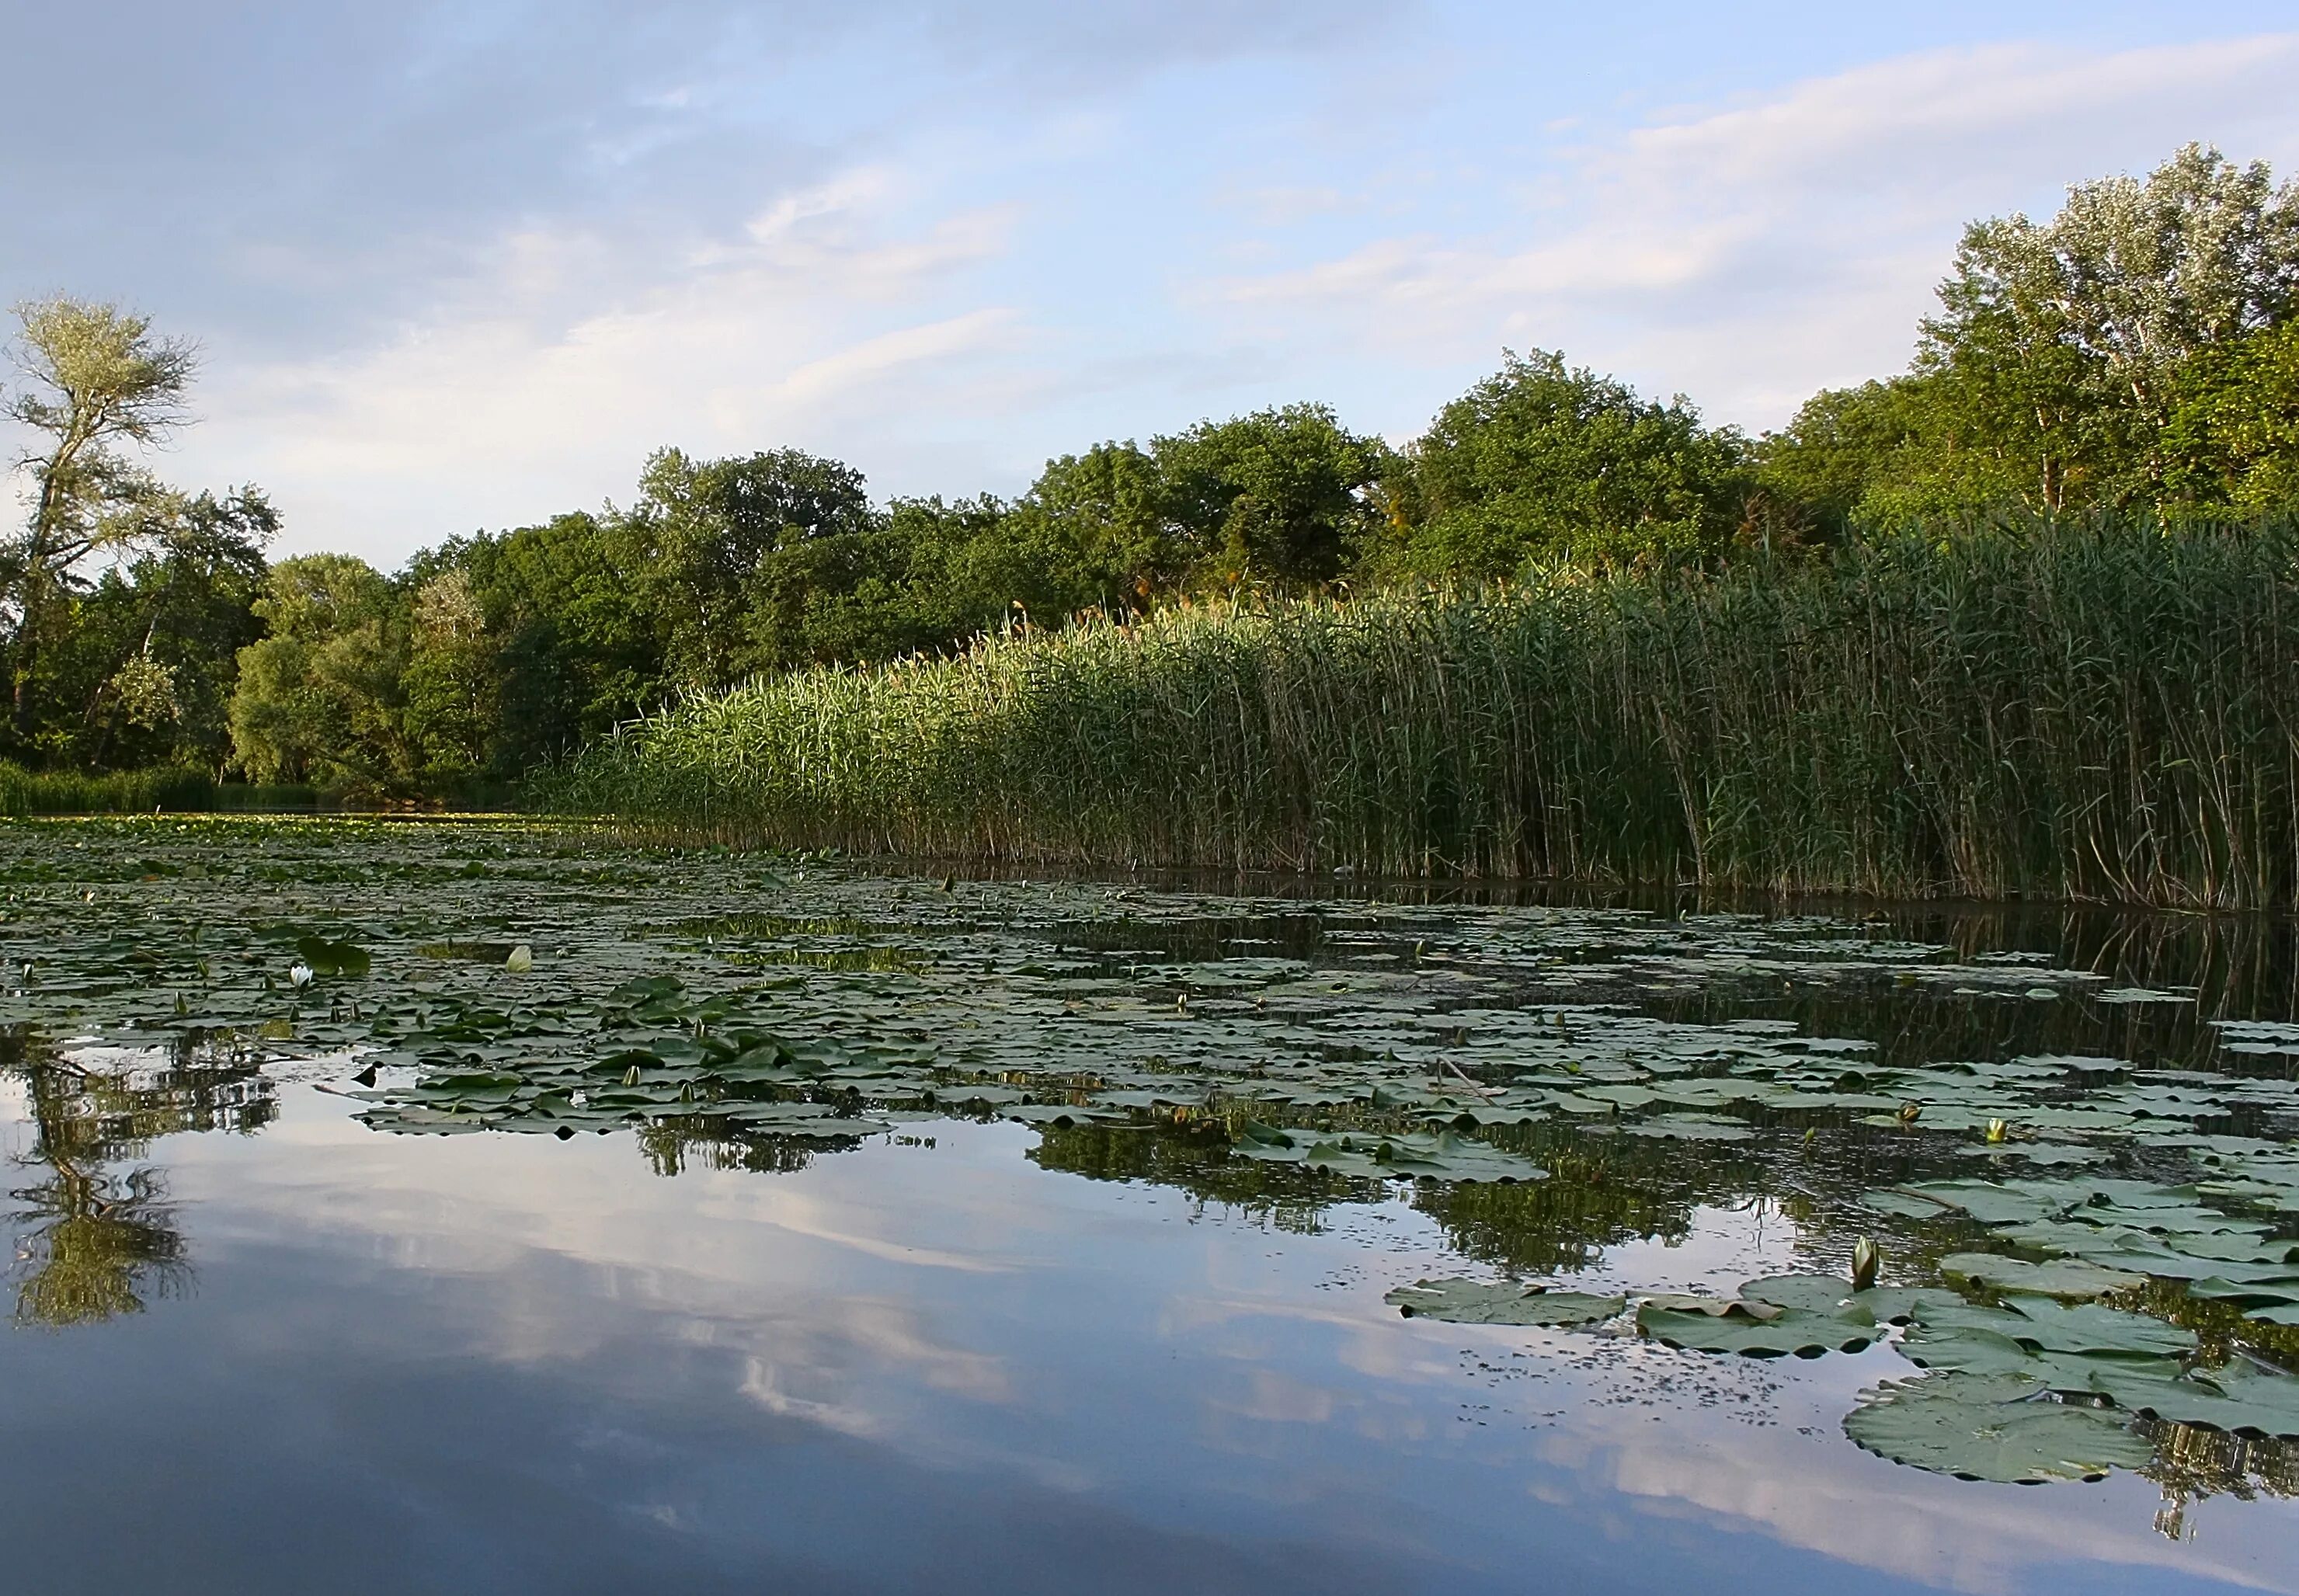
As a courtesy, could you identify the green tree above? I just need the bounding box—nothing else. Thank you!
[1393,350,1748,575]
[400,566,500,784]
[1010,406,1394,604]
[2159,320,2299,510]
[1019,442,1178,610]
[4,297,199,747]
[47,488,273,771]
[1915,142,2299,511]
[629,447,878,689]
[228,554,410,789]
[1754,373,2038,531]
[1758,145,2299,528]
[1153,403,1394,588]
[436,512,670,774]
[739,495,1028,669]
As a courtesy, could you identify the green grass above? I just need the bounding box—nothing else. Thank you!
[0,764,319,816]
[537,516,2299,908]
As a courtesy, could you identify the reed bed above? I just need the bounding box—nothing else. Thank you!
[0,765,318,815]
[538,517,2299,909]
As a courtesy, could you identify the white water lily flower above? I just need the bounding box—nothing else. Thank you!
[505,944,534,973]
[1851,1236,1881,1292]
[289,961,315,988]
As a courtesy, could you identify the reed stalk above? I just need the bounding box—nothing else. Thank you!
[537,515,2299,909]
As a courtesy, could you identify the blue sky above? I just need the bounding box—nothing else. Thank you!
[5,2,2297,565]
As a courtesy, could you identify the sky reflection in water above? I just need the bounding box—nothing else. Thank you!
[2,1082,2291,1596]
[4,819,2299,1593]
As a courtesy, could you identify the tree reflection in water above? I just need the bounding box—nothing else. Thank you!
[1,1021,2292,1534]
[3,1029,271,1329]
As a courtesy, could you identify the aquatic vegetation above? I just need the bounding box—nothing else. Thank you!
[3,815,2297,1500]
[1844,1374,2159,1484]
[0,763,315,816]
[1386,1279,1624,1327]
[542,520,2299,909]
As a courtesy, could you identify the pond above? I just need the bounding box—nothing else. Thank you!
[3,815,2297,1594]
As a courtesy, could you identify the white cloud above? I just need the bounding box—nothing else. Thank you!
[1212,33,2299,430]
[179,172,1028,561]
[65,26,2299,565]
[1585,1419,2294,1596]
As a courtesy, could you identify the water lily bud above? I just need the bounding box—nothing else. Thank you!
[1851,1236,1881,1292]
[505,944,534,973]
[289,961,314,988]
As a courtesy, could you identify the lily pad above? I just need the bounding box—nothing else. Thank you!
[1640,1293,1879,1358]
[1844,1373,2154,1483]
[1233,1126,1546,1184]
[1937,1254,2146,1301]
[2074,1362,2299,1439]
[1385,1279,1626,1327]
[294,934,370,979]
[1740,1274,1958,1326]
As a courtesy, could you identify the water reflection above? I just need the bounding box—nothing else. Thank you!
[0,1073,2294,1591]
[4,1033,270,1327]
[7,1021,2297,1545]
[5,819,2299,1590]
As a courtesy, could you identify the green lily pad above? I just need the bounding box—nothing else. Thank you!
[1844,1373,2154,1483]
[1897,1180,2085,1227]
[1233,1126,1546,1183]
[1937,1253,2147,1301]
[2075,1362,2299,1439]
[1740,1274,1957,1326]
[1612,1113,1754,1142]
[1385,1278,1626,1327]
[1640,1292,1879,1357]
[294,934,370,979]
[2184,1275,2299,1311]
[1970,1297,2193,1358]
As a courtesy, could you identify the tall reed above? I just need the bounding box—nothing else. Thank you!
[0,764,215,815]
[537,516,2299,909]
[0,765,320,815]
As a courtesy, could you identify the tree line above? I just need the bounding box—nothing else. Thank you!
[4,143,2295,797]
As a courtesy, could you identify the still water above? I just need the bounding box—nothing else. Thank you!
[3,818,2296,1594]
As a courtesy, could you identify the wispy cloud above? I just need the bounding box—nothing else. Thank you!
[188,174,1029,549]
[9,7,2293,564]
[1211,33,2299,427]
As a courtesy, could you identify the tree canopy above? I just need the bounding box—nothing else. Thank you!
[1760,144,2299,527]
[4,143,2297,798]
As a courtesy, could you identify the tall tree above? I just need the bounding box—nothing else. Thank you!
[50,488,273,771]
[4,298,198,746]
[1020,442,1177,610]
[2159,320,2299,511]
[400,565,500,784]
[228,554,409,790]
[1153,404,1394,589]
[629,447,877,690]
[1393,350,1747,575]
[1918,143,2299,509]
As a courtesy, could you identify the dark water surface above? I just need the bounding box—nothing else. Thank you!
[3,818,2297,1594]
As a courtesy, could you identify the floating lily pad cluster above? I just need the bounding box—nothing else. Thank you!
[1882,1176,2299,1325]
[5,815,2297,1498]
[1387,1267,2299,1483]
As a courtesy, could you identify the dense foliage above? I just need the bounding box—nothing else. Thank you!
[2,144,2295,801]
[541,516,2299,909]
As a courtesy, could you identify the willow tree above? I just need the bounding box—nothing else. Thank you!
[5,297,198,742]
